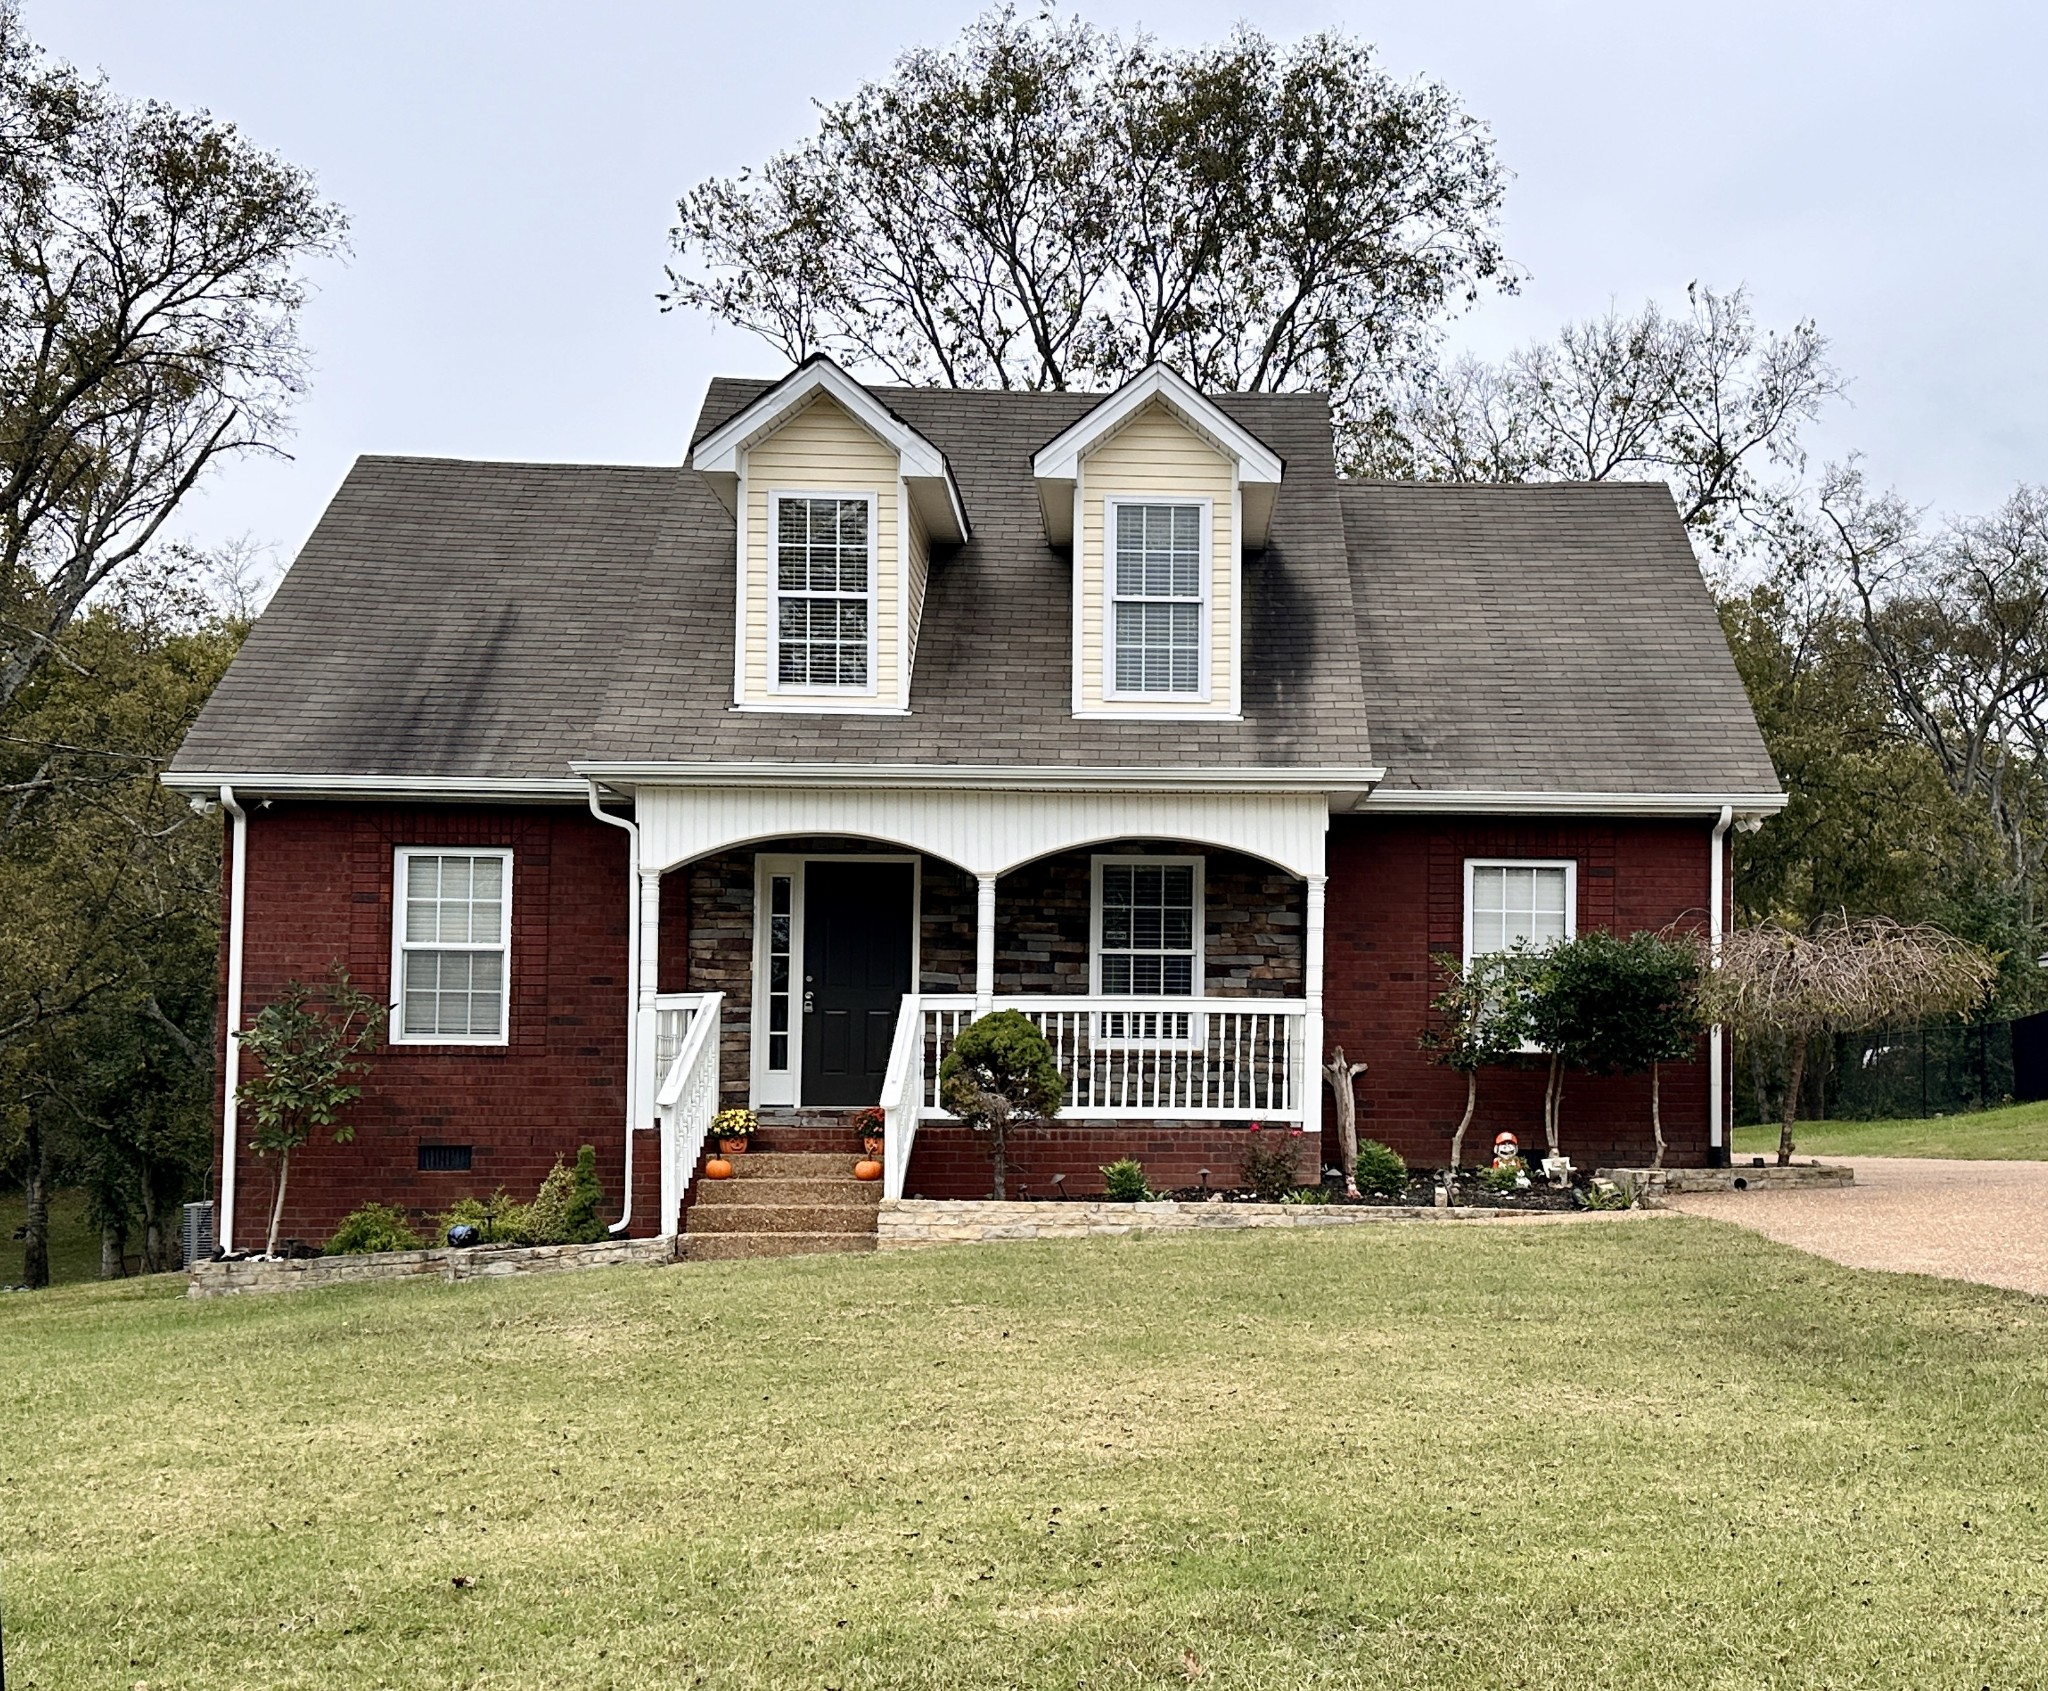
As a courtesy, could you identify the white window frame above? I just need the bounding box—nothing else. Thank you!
[767,488,880,698]
[390,847,513,1047]
[1090,854,1205,1047]
[1102,495,1212,703]
[1462,858,1579,966]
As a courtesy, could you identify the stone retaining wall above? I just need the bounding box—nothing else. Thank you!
[876,1197,1647,1247]
[187,1233,677,1299]
[1600,1163,1854,1200]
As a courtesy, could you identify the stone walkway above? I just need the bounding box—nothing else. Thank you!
[1668,1156,2048,1297]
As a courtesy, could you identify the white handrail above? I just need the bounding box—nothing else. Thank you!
[654,989,724,1236]
[879,993,925,1200]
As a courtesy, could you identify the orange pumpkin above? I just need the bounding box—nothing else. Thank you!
[853,1157,883,1182]
[705,1156,735,1180]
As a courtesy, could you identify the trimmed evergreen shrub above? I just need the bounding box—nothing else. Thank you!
[1354,1139,1409,1197]
[563,1145,606,1243]
[326,1202,421,1255]
[438,1191,534,1246]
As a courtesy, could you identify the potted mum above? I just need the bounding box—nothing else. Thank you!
[712,1107,758,1157]
[853,1106,886,1159]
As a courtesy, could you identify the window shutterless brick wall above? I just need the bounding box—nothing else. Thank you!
[1322,814,1721,1172]
[215,803,646,1248]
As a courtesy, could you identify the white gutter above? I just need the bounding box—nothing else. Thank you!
[585,781,641,1236]
[163,773,588,803]
[1708,804,1734,1156]
[571,760,1387,795]
[1364,788,1789,818]
[217,784,250,1253]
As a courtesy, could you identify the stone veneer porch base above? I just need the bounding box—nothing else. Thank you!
[187,1233,678,1299]
[875,1196,1668,1248]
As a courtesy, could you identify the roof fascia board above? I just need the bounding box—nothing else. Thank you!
[1032,364,1284,485]
[161,773,590,803]
[688,359,967,540]
[570,759,1384,796]
[1362,788,1790,817]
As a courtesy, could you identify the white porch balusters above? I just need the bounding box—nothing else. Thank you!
[636,866,663,1131]
[974,873,998,1017]
[1302,873,1327,1152]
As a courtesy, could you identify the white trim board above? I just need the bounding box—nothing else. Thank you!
[390,846,514,1047]
[1365,789,1788,817]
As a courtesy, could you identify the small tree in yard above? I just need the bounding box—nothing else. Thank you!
[1419,949,1534,1178]
[938,1010,1064,1199]
[1702,918,1996,1165]
[1529,931,1704,1169]
[236,968,386,1256]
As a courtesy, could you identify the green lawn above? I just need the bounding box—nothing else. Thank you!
[4,1186,103,1287]
[5,1222,2046,1689]
[1733,1096,2048,1160]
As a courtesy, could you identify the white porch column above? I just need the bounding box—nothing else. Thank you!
[1302,873,1327,1152]
[636,865,662,1130]
[974,873,998,1016]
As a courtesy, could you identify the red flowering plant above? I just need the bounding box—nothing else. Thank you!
[853,1106,886,1150]
[1239,1120,1302,1201]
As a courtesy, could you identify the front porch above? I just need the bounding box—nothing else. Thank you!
[591,768,1348,1232]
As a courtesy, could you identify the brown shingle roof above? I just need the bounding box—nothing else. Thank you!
[167,378,1776,798]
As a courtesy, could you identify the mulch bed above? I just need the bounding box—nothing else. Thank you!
[1151,1176,1587,1213]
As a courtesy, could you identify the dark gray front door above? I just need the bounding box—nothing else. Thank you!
[801,860,914,1106]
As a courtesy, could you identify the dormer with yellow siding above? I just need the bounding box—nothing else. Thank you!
[1033,365,1283,720]
[686,359,968,714]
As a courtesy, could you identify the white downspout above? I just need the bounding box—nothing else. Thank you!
[217,784,249,1253]
[1709,805,1734,1159]
[586,781,640,1235]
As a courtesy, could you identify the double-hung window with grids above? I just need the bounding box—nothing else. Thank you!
[1094,859,1202,995]
[1110,501,1206,697]
[774,494,873,690]
[1463,860,1576,962]
[393,849,512,1043]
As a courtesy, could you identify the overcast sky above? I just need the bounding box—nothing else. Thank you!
[39,0,2048,568]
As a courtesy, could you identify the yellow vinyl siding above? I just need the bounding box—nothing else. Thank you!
[741,395,902,707]
[1077,400,1236,714]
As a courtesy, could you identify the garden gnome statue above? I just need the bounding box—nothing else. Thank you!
[1491,1131,1520,1168]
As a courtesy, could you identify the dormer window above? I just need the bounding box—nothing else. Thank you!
[775,493,874,690]
[1111,500,1207,697]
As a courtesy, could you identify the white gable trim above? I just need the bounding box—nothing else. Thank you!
[687,357,967,542]
[1032,364,1283,548]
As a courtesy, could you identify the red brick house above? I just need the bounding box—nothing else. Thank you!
[165,358,1782,1250]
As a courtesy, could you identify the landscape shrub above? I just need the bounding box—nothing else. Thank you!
[563,1145,606,1242]
[1354,1139,1409,1197]
[326,1202,421,1255]
[1099,1157,1151,1202]
[1239,1128,1301,1202]
[1478,1162,1523,1194]
[437,1191,534,1246]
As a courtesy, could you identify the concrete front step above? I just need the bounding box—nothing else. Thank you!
[696,1179,881,1208]
[715,1151,864,1179]
[690,1202,880,1234]
[683,1231,879,1261]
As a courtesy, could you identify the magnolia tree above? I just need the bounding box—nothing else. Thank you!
[235,968,385,1256]
[938,1009,1064,1199]
[1419,949,1532,1177]
[1701,918,1997,1165]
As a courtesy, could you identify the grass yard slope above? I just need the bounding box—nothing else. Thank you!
[1734,1096,2048,1160]
[4,1221,2046,1689]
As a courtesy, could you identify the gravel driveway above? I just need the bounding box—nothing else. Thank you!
[1668,1156,2048,1297]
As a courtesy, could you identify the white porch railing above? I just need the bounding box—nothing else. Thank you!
[880,993,1306,1198]
[654,992,713,1084]
[653,990,723,1235]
